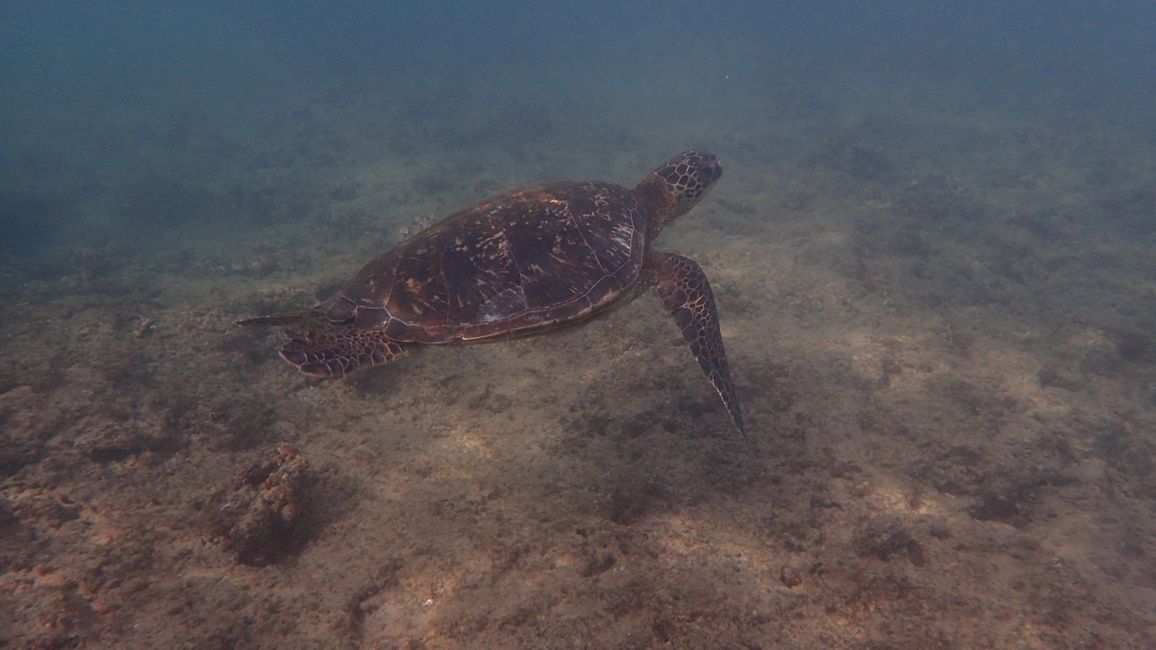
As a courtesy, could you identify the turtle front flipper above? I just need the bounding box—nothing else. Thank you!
[649,251,745,438]
[239,313,406,377]
[279,321,407,377]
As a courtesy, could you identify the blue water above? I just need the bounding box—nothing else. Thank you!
[1,2,1151,257]
[3,2,1153,252]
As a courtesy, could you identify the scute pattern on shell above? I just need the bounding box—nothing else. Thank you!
[329,181,646,343]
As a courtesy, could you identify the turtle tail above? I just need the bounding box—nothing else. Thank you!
[236,312,407,377]
[235,312,315,328]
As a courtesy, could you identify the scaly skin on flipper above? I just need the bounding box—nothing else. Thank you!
[238,314,407,377]
[650,251,745,438]
[280,320,408,377]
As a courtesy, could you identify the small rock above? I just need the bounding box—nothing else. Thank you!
[853,515,926,566]
[780,565,804,588]
[206,444,311,566]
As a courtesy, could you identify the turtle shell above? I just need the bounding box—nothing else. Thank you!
[317,181,647,343]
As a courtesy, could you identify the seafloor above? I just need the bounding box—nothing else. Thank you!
[2,72,1155,648]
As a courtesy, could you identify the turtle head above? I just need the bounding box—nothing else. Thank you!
[639,150,723,234]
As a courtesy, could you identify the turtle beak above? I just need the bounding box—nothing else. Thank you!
[703,154,722,182]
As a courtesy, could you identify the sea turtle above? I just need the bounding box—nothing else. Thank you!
[238,151,744,436]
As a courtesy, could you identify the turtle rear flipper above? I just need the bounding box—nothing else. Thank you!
[238,313,406,377]
[650,251,745,439]
[279,322,407,377]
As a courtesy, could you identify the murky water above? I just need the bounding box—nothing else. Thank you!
[2,3,1154,647]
